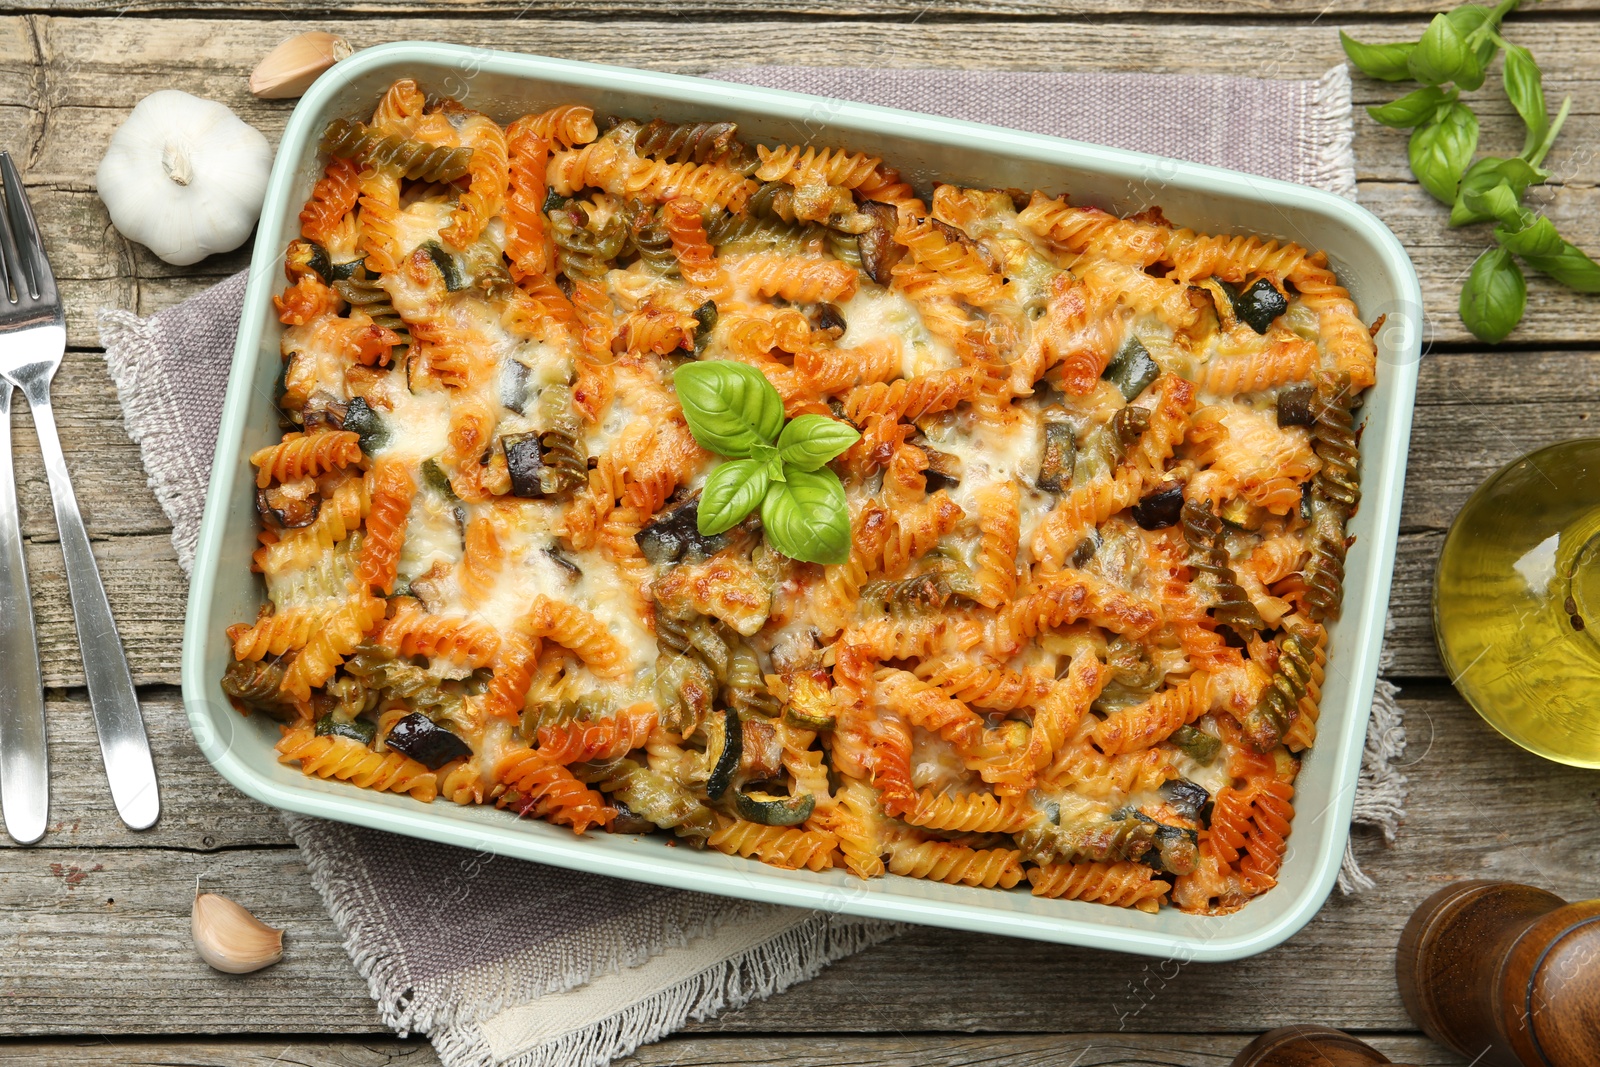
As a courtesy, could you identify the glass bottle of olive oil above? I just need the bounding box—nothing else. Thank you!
[1435,439,1600,767]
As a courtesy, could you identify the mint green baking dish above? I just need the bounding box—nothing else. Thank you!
[180,41,1422,961]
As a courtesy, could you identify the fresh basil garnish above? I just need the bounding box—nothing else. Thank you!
[761,468,852,566]
[1450,156,1544,227]
[776,414,861,473]
[1495,215,1600,293]
[1368,85,1455,129]
[673,360,785,457]
[698,458,772,536]
[673,359,860,561]
[1459,246,1527,343]
[1339,31,1416,82]
[1409,100,1478,205]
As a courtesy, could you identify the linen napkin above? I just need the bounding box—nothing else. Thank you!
[98,64,1404,1067]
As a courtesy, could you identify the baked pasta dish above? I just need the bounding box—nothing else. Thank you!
[223,78,1377,915]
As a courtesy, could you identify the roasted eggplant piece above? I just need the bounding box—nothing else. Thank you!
[285,238,334,283]
[636,497,726,564]
[734,788,816,826]
[1233,277,1288,334]
[739,717,784,780]
[1103,336,1160,401]
[342,396,388,454]
[500,359,532,415]
[922,444,963,491]
[1036,421,1076,492]
[256,479,321,529]
[809,302,847,340]
[544,545,582,582]
[1170,723,1221,763]
[315,714,377,745]
[856,200,902,285]
[1069,532,1100,568]
[1146,820,1200,875]
[1132,481,1184,530]
[220,657,298,720]
[701,709,742,801]
[606,799,658,835]
[502,432,549,499]
[1276,383,1315,427]
[1160,777,1212,820]
[384,712,472,769]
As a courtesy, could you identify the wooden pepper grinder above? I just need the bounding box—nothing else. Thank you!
[1231,1025,1418,1066]
[1395,880,1600,1067]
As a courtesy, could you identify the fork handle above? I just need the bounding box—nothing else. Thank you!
[17,379,158,830]
[0,381,47,843]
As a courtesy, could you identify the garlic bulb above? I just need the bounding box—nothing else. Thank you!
[96,90,273,266]
[251,32,352,99]
[192,891,283,974]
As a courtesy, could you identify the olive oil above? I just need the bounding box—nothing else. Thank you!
[1434,439,1600,767]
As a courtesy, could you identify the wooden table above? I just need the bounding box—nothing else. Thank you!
[2,2,1597,1064]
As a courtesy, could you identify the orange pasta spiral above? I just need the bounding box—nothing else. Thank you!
[251,431,362,489]
[277,724,437,801]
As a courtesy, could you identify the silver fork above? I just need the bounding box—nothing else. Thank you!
[0,151,158,835]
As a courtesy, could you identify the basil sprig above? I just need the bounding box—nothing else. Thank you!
[673,360,860,565]
[1344,0,1599,343]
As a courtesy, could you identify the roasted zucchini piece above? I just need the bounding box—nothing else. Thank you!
[421,241,467,291]
[691,299,718,356]
[734,788,816,826]
[342,396,388,454]
[315,714,377,745]
[1233,277,1288,334]
[1103,336,1160,401]
[1170,723,1221,763]
[702,709,742,801]
[782,668,837,730]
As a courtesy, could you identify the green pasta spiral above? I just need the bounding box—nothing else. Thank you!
[633,118,756,174]
[550,203,627,281]
[626,202,680,276]
[725,643,780,719]
[1303,371,1359,621]
[593,758,716,843]
[1180,498,1262,634]
[320,117,474,183]
[334,267,411,355]
[1244,631,1315,752]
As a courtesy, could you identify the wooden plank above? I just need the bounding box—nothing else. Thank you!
[2,687,1592,1035]
[24,532,185,688]
[5,0,1597,17]
[2,692,293,851]
[11,16,1600,346]
[0,1033,1474,1066]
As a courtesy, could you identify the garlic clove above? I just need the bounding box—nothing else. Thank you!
[250,32,352,100]
[192,892,284,974]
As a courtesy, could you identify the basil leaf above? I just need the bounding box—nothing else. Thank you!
[697,459,771,536]
[1409,101,1479,205]
[1471,180,1534,230]
[1409,13,1480,88]
[1450,156,1544,227]
[775,414,861,472]
[1496,215,1600,293]
[759,467,851,565]
[672,360,785,458]
[1368,85,1455,129]
[1459,246,1526,343]
[1339,31,1417,82]
[1502,42,1548,159]
[1442,4,1502,90]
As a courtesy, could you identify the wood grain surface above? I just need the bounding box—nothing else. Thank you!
[5,3,1598,1064]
